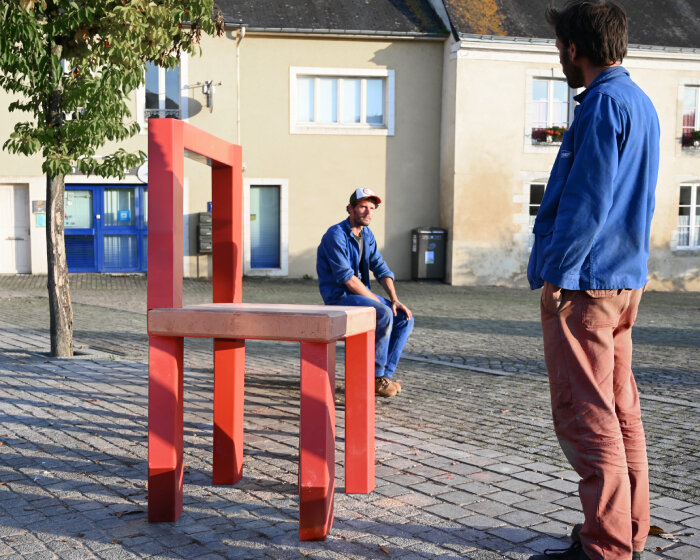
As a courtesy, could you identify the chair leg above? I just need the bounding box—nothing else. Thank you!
[148,334,184,522]
[344,331,376,494]
[299,341,336,541]
[213,338,245,485]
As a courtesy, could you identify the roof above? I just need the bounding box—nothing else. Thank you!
[443,0,700,50]
[217,0,448,36]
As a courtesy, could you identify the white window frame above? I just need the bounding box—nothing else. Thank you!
[527,182,547,248]
[525,70,577,153]
[136,54,189,131]
[243,178,289,276]
[290,67,395,136]
[675,183,700,250]
[513,173,550,249]
[680,83,700,149]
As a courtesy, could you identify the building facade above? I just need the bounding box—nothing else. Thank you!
[1,0,699,290]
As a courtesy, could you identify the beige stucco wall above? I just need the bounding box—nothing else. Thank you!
[226,33,444,280]
[443,38,700,290]
[0,31,444,280]
[172,31,444,279]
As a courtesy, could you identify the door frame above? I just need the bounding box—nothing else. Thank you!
[243,178,288,276]
[0,183,31,274]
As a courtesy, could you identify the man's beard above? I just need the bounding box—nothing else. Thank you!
[562,49,585,89]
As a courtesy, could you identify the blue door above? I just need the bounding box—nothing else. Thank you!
[65,185,148,272]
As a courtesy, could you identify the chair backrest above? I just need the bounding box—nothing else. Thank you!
[147,119,243,311]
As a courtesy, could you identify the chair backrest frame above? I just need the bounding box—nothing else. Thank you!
[147,119,243,311]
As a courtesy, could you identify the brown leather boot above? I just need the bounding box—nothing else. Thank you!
[375,376,400,398]
[571,524,643,560]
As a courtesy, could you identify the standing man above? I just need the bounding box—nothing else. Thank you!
[317,187,414,398]
[528,2,659,560]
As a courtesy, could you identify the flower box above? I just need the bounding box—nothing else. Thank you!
[532,126,567,144]
[681,130,700,149]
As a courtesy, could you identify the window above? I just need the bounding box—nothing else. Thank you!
[137,56,187,126]
[528,183,546,247]
[682,86,700,148]
[678,185,700,249]
[531,78,572,144]
[290,67,394,135]
[145,62,181,119]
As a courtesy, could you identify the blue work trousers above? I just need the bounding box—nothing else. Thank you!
[336,294,414,378]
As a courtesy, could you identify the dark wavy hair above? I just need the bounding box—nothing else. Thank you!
[546,1,628,66]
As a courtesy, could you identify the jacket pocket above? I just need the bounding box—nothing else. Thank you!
[552,149,574,180]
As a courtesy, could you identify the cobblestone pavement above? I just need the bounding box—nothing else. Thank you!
[0,274,698,559]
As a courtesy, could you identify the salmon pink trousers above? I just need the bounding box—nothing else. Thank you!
[541,288,649,560]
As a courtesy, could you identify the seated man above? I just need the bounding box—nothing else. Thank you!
[317,187,414,398]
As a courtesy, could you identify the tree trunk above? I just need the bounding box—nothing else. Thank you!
[44,36,73,358]
[46,172,73,357]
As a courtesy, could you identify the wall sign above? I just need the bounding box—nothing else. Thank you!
[136,162,148,184]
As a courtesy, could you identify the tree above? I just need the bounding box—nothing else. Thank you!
[0,1,224,356]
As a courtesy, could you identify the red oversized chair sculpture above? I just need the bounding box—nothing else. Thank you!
[146,119,376,540]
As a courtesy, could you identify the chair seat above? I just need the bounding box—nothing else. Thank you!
[148,303,376,342]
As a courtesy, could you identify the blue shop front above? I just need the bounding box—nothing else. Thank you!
[64,184,148,273]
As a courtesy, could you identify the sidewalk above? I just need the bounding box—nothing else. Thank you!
[0,274,698,559]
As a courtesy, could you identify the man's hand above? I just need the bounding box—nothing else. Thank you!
[391,299,413,320]
[541,280,563,315]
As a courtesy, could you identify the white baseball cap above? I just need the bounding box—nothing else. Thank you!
[349,187,382,206]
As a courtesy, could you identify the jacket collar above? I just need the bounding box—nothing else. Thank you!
[574,65,629,104]
[342,217,368,238]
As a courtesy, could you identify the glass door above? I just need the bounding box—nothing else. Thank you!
[65,185,148,273]
[250,185,281,268]
[65,189,97,271]
[102,188,139,270]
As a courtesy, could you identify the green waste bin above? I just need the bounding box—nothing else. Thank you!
[411,227,446,280]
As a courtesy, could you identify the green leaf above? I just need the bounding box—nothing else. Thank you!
[1,0,219,179]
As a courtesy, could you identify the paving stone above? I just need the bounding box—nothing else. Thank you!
[464,500,514,518]
[411,481,451,496]
[547,508,586,525]
[458,514,504,530]
[682,506,700,516]
[680,517,700,530]
[426,490,477,508]
[488,491,529,505]
[515,500,564,515]
[487,526,538,543]
[498,511,549,528]
[540,478,579,494]
[650,507,695,523]
[512,471,554,485]
[423,503,472,521]
[455,482,500,496]
[664,545,700,560]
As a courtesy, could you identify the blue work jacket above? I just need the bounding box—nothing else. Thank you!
[317,218,394,304]
[528,66,660,290]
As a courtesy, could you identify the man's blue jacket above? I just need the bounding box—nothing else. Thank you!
[317,218,394,304]
[528,66,660,290]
